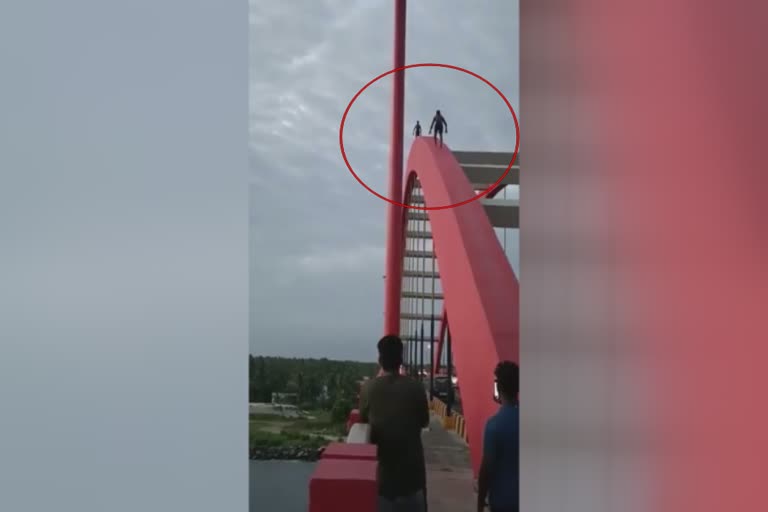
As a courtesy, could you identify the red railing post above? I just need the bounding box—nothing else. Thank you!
[346,409,361,434]
[382,0,407,336]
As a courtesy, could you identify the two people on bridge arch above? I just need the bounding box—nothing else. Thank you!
[360,334,519,512]
[412,110,448,148]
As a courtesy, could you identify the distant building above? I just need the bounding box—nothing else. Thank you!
[271,392,298,405]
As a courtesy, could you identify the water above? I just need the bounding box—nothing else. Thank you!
[250,460,316,512]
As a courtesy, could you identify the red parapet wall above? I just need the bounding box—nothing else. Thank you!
[321,442,377,461]
[309,458,378,512]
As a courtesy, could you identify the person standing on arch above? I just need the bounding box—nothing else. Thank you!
[413,120,422,137]
[428,110,448,147]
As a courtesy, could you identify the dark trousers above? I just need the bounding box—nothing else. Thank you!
[377,489,426,512]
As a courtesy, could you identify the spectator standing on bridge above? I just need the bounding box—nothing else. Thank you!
[428,110,448,147]
[477,361,519,512]
[413,120,422,137]
[360,335,430,512]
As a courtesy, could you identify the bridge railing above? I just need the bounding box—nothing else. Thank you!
[307,409,378,512]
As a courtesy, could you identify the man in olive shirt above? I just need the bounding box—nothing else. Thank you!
[360,335,431,512]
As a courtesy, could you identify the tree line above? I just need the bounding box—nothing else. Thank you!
[249,355,379,423]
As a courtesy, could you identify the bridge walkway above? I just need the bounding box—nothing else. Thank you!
[423,414,475,511]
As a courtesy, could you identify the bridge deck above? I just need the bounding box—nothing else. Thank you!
[423,414,475,511]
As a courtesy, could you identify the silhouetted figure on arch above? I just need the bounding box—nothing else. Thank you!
[429,110,448,147]
[413,120,422,137]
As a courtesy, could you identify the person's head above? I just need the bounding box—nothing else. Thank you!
[436,109,441,115]
[377,335,404,373]
[494,361,519,403]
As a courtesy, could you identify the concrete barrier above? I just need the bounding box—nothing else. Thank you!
[346,422,371,444]
[307,411,379,511]
[455,414,468,442]
[431,397,469,444]
[308,458,378,512]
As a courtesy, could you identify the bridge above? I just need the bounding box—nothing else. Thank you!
[307,1,518,511]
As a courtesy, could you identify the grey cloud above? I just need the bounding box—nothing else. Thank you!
[250,0,519,357]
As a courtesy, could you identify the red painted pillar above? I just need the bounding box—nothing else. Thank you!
[382,0,407,336]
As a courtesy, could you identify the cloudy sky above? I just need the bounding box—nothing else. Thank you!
[249,0,519,360]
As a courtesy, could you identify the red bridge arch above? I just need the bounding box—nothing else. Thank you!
[398,137,519,473]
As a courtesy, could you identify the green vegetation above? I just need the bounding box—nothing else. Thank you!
[248,356,378,454]
[249,355,377,410]
[249,428,328,450]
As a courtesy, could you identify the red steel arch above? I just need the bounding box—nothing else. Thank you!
[399,137,519,474]
[429,184,511,377]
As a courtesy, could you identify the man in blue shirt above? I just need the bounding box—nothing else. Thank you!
[477,361,519,512]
